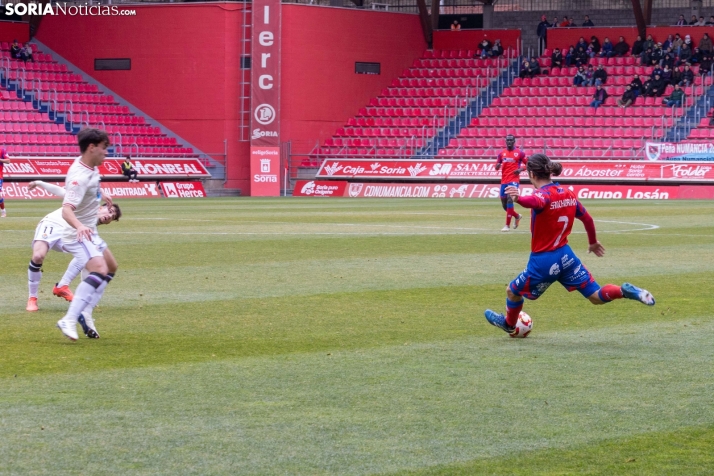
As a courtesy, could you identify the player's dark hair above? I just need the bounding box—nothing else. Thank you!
[78,128,110,153]
[527,154,563,179]
[111,203,122,221]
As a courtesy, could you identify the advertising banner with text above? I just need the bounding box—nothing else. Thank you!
[250,0,281,196]
[250,147,281,196]
[645,141,714,161]
[294,181,714,200]
[2,158,210,179]
[1,182,162,200]
[316,159,714,182]
[159,182,207,198]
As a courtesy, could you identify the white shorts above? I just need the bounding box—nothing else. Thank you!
[33,220,66,253]
[61,233,108,262]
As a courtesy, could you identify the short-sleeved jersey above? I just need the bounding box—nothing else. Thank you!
[62,157,101,241]
[496,148,527,184]
[0,148,7,179]
[528,183,588,253]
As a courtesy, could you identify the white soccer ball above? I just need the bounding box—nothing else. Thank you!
[509,311,533,338]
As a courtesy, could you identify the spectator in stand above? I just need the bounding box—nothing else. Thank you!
[673,34,684,54]
[590,36,601,55]
[662,64,673,84]
[689,15,698,25]
[583,15,594,27]
[573,65,588,86]
[632,35,644,56]
[551,17,560,27]
[618,84,637,108]
[646,73,666,97]
[630,75,644,96]
[519,60,537,79]
[700,55,712,76]
[663,34,674,51]
[679,42,693,64]
[675,14,686,26]
[479,39,492,58]
[699,33,712,56]
[576,37,588,50]
[696,16,706,26]
[590,84,608,108]
[574,46,589,67]
[641,46,654,66]
[662,49,676,69]
[122,156,139,182]
[537,15,549,51]
[10,40,21,59]
[20,43,33,63]
[593,63,608,85]
[691,47,702,64]
[663,83,685,107]
[451,20,461,31]
[650,43,664,66]
[651,64,663,79]
[707,15,714,25]
[599,37,614,58]
[614,36,630,56]
[643,34,655,52]
[584,64,595,84]
[551,47,563,68]
[489,39,504,58]
[671,65,684,85]
[530,56,542,75]
[565,46,576,67]
[682,63,695,85]
[561,16,573,27]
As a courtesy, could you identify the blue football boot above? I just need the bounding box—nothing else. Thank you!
[484,309,516,334]
[621,283,655,306]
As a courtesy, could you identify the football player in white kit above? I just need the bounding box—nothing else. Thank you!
[26,180,121,321]
[56,129,119,341]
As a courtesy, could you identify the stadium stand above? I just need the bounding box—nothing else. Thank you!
[0,42,195,157]
[305,49,515,165]
[440,50,709,159]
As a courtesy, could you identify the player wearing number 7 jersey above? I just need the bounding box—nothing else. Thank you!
[484,154,655,336]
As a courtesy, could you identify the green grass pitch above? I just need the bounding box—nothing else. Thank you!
[1,197,713,475]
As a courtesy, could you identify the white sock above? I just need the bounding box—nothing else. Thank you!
[62,273,105,324]
[83,278,111,319]
[58,257,86,287]
[28,260,42,298]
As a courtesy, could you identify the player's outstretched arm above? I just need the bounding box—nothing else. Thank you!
[28,180,66,197]
[577,210,605,257]
[100,190,113,207]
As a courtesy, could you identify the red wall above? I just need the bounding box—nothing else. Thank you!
[0,20,29,43]
[433,29,521,52]
[547,27,639,52]
[35,4,248,189]
[280,5,426,154]
[36,4,426,191]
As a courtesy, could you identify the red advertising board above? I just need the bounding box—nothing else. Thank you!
[250,147,281,196]
[159,182,207,198]
[1,181,162,200]
[250,0,281,197]
[293,180,348,197]
[251,0,281,146]
[2,157,210,179]
[294,181,714,200]
[315,159,714,182]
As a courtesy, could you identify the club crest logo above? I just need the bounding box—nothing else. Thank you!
[646,143,662,161]
[348,183,363,197]
[549,263,560,276]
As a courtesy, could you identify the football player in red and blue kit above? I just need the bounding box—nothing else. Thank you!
[0,147,10,217]
[495,135,526,232]
[485,154,655,336]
